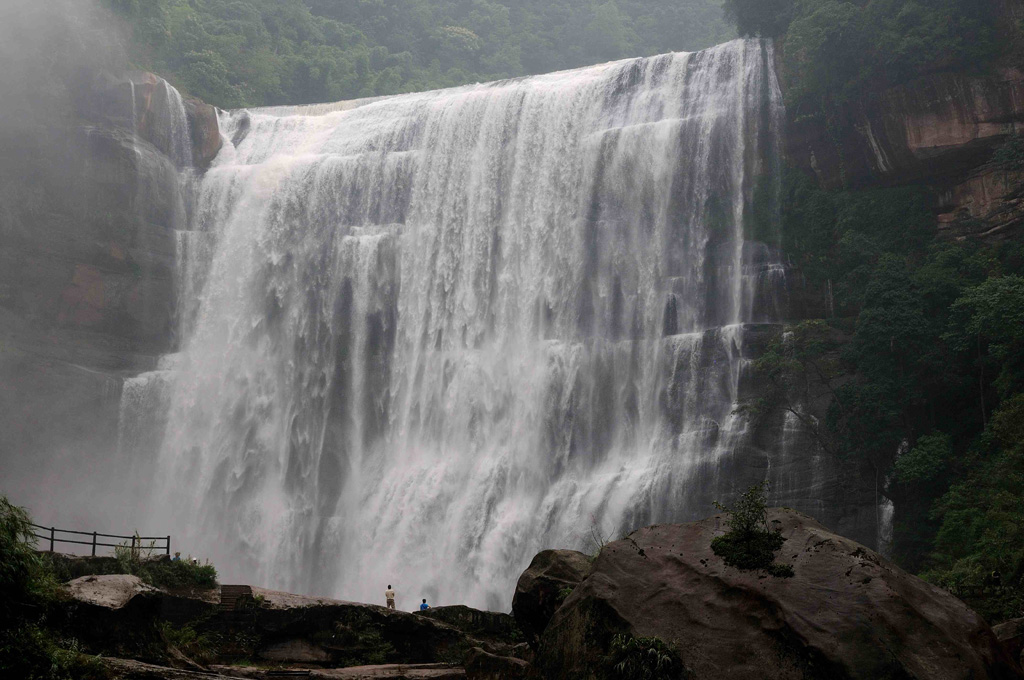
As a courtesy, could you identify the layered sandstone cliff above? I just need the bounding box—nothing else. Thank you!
[785,63,1024,241]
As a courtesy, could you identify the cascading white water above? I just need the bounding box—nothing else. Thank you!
[148,39,787,610]
[161,80,194,169]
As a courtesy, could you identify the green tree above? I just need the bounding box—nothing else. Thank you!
[584,2,636,62]
[925,395,1024,621]
[103,0,735,108]
[711,483,794,577]
[723,0,795,37]
[0,497,106,679]
[892,432,952,485]
[946,276,1024,400]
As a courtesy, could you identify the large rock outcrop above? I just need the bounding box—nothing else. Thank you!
[787,67,1024,190]
[534,509,1022,680]
[464,647,530,680]
[511,549,591,651]
[996,619,1024,670]
[62,576,520,670]
[89,71,222,168]
[184,97,222,168]
[67,574,158,609]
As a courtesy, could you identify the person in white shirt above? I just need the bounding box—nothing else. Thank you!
[385,585,396,610]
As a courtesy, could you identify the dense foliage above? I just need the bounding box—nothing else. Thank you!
[606,633,686,680]
[761,147,1024,620]
[113,542,218,590]
[711,483,794,578]
[102,0,733,108]
[1,495,220,676]
[727,0,1004,114]
[41,550,217,590]
[0,497,108,680]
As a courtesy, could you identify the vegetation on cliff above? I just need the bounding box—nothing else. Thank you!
[728,0,1004,114]
[0,495,222,677]
[718,0,1024,622]
[0,497,108,679]
[102,0,733,108]
[749,172,1024,621]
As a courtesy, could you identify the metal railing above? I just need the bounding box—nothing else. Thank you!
[29,523,170,557]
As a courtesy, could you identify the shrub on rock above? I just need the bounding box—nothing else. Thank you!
[533,509,1022,680]
[710,483,793,578]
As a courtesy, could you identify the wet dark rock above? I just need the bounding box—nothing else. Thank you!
[786,67,1024,192]
[534,509,1022,680]
[464,647,530,680]
[184,97,222,168]
[511,549,591,651]
[209,664,465,678]
[419,605,520,649]
[996,619,1024,670]
[63,579,518,670]
[105,658,237,679]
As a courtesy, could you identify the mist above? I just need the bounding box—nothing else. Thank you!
[0,0,158,543]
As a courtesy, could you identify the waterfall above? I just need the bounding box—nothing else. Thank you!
[162,80,194,169]
[118,361,175,470]
[147,39,788,609]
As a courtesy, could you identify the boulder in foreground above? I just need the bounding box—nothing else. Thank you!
[535,509,1022,680]
[511,549,590,650]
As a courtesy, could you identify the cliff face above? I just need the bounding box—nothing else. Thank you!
[0,70,218,512]
[785,65,1024,240]
[777,31,1024,554]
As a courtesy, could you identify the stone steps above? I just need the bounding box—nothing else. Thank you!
[218,584,253,611]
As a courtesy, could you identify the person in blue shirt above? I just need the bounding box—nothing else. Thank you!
[419,599,429,611]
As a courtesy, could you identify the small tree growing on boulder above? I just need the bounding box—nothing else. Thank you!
[711,483,794,578]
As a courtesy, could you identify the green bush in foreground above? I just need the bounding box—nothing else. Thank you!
[0,496,110,679]
[606,633,686,680]
[711,483,794,578]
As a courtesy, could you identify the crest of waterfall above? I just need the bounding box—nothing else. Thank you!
[149,39,788,609]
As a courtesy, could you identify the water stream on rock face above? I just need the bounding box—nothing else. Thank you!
[162,80,194,169]
[143,39,788,609]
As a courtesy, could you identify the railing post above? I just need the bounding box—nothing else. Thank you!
[92,532,97,557]
[166,536,171,557]
[49,527,54,553]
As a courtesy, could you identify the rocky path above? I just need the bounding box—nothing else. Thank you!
[106,659,464,679]
[211,664,464,678]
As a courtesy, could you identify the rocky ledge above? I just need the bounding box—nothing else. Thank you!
[59,508,1024,679]
[61,573,521,679]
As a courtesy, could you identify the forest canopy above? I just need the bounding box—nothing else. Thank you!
[726,0,1003,112]
[102,0,734,108]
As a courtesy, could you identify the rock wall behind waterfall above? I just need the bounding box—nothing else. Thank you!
[139,39,878,609]
[0,68,218,528]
